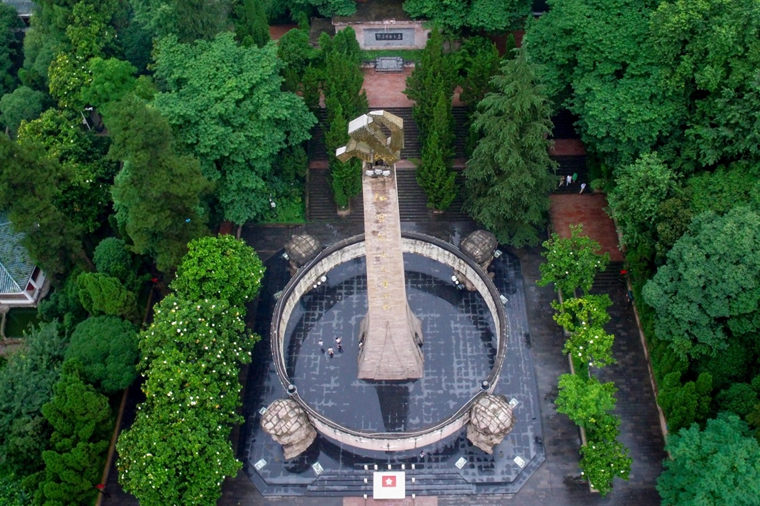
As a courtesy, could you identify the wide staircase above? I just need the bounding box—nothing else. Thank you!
[591,262,626,294]
[552,155,590,194]
[307,168,470,222]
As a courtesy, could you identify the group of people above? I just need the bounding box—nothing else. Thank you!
[318,337,342,357]
[558,173,587,194]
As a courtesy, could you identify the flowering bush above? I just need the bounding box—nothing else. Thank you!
[537,224,610,296]
[171,235,265,307]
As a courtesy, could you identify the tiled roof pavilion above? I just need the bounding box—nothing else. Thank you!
[0,215,46,306]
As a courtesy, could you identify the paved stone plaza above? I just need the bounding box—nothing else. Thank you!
[240,246,544,496]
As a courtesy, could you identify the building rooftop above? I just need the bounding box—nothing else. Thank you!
[1,0,34,17]
[0,215,35,294]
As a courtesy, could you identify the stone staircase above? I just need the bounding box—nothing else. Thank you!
[550,109,581,139]
[591,262,626,293]
[307,168,470,222]
[307,470,475,496]
[551,155,589,194]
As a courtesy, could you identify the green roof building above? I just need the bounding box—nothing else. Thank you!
[0,215,47,306]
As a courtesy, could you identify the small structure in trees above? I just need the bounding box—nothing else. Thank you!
[0,215,47,307]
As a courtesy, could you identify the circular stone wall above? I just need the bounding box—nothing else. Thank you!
[270,232,507,451]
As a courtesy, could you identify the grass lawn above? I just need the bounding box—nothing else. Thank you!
[4,307,40,338]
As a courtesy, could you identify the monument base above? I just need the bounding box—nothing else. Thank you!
[357,302,424,381]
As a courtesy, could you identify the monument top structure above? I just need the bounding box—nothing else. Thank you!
[332,0,429,50]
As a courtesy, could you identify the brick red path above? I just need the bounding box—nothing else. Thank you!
[549,194,624,262]
[361,68,465,108]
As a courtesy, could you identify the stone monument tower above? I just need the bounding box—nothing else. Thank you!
[336,110,424,380]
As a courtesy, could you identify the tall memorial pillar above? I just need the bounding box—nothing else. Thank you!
[336,111,424,380]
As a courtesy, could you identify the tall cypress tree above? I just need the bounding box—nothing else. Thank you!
[404,25,455,141]
[416,87,457,211]
[464,48,557,247]
[236,0,270,48]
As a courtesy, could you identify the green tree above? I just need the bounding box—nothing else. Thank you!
[77,272,138,321]
[716,383,759,418]
[0,135,87,279]
[538,224,610,296]
[686,161,760,216]
[235,0,269,48]
[35,361,111,506]
[657,372,713,433]
[416,87,457,211]
[643,207,760,359]
[93,237,141,290]
[552,294,616,368]
[79,57,139,110]
[404,0,531,32]
[607,153,678,252]
[404,26,456,141]
[117,296,257,505]
[65,316,139,394]
[650,0,760,168]
[0,2,23,95]
[131,0,230,43]
[18,108,116,235]
[657,413,760,505]
[152,33,316,225]
[277,28,316,93]
[105,94,211,272]
[324,98,361,209]
[0,322,66,477]
[464,49,558,247]
[524,0,681,170]
[555,374,617,429]
[0,86,48,136]
[171,235,265,306]
[579,437,632,496]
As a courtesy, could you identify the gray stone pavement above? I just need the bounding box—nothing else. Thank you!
[101,220,664,505]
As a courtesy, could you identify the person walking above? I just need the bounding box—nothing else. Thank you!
[579,183,587,194]
[318,339,324,353]
[572,172,578,183]
[335,337,342,352]
[327,347,334,358]
[558,176,564,187]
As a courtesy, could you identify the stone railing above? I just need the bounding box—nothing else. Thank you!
[269,231,508,451]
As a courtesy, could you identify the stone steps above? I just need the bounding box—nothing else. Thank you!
[307,471,475,495]
[307,168,471,222]
[591,262,626,292]
[551,155,589,194]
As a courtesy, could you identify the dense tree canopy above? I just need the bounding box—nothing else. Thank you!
[0,86,48,135]
[464,49,557,246]
[171,235,265,306]
[525,0,679,170]
[0,135,87,279]
[131,0,230,43]
[35,361,111,505]
[643,207,760,359]
[657,413,760,506]
[106,94,210,272]
[0,322,66,476]
[65,316,139,394]
[556,374,617,429]
[404,0,531,33]
[152,33,316,224]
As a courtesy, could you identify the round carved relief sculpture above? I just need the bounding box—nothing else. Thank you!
[260,398,317,460]
[466,394,515,454]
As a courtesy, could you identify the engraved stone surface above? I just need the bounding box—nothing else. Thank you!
[284,234,321,268]
[461,230,498,266]
[357,166,424,380]
[337,111,424,381]
[260,399,317,460]
[466,394,515,454]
